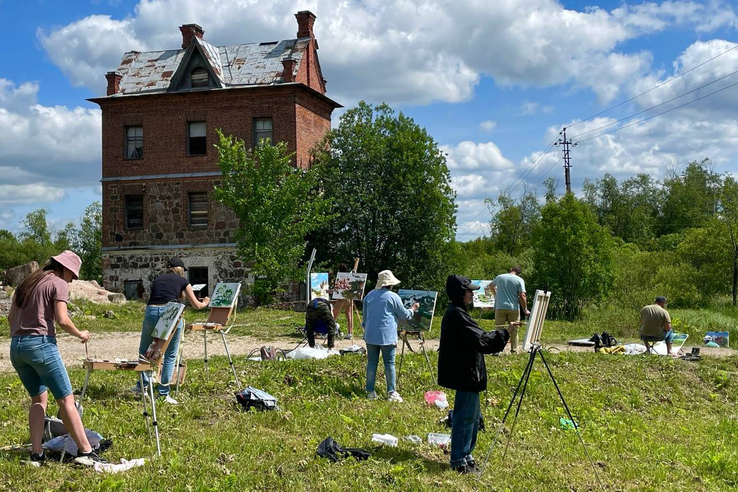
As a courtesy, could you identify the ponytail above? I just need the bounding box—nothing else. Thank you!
[14,259,65,308]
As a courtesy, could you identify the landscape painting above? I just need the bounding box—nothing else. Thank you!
[150,302,186,340]
[209,283,241,308]
[332,272,368,301]
[398,289,438,332]
[705,331,729,347]
[310,273,330,300]
[471,280,495,308]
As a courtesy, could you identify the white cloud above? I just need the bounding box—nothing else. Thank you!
[479,120,496,132]
[0,79,101,212]
[37,0,738,105]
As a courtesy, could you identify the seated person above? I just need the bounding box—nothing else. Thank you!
[305,297,337,349]
[640,296,674,355]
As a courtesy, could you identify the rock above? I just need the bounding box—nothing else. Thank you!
[104,310,116,319]
[0,289,7,300]
[108,293,126,304]
[3,261,39,287]
[0,298,10,316]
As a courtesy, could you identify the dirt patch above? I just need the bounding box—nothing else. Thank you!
[0,334,734,372]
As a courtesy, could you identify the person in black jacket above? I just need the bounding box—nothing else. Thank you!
[438,274,509,474]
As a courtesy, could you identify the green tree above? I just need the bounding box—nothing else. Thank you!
[720,176,738,304]
[532,194,615,320]
[311,102,456,289]
[77,202,102,281]
[661,159,720,235]
[486,188,540,257]
[215,131,331,301]
[54,222,78,251]
[19,209,52,245]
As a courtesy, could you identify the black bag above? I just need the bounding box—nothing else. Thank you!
[316,437,369,462]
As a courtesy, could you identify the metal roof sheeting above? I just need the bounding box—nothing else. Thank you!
[114,37,309,96]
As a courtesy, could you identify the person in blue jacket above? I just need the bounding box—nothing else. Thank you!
[362,270,418,402]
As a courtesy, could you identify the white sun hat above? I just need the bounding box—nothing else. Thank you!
[376,270,401,289]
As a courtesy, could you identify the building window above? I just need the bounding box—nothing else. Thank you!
[125,126,143,159]
[188,192,208,228]
[189,267,209,298]
[188,121,207,155]
[125,195,144,229]
[191,67,209,88]
[254,118,272,147]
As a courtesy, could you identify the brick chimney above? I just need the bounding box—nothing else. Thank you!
[282,59,296,82]
[179,23,205,49]
[105,72,122,96]
[295,11,316,38]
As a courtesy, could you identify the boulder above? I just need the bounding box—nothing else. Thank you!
[3,261,39,287]
[108,293,126,304]
[68,280,126,305]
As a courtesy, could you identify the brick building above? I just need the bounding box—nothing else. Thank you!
[91,11,340,298]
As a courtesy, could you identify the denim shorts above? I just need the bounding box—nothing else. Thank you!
[10,335,73,399]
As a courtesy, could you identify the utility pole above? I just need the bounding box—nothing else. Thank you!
[554,127,577,194]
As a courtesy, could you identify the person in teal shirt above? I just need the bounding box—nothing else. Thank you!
[490,266,528,353]
[362,270,418,402]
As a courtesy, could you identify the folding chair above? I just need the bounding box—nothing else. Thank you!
[79,302,186,457]
[294,320,334,350]
[186,282,242,388]
[641,336,661,355]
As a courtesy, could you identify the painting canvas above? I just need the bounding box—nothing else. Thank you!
[398,289,438,332]
[310,273,330,300]
[209,283,241,308]
[471,280,495,308]
[332,272,368,301]
[522,290,551,352]
[705,331,729,348]
[150,302,186,340]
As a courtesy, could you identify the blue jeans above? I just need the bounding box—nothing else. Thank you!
[450,390,481,468]
[136,305,183,396]
[10,336,73,399]
[365,344,396,394]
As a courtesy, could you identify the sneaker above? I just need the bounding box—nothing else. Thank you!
[366,391,378,400]
[344,333,353,340]
[387,391,403,403]
[23,452,45,467]
[162,395,178,405]
[74,450,107,467]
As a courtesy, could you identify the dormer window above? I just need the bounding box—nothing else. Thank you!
[191,67,209,88]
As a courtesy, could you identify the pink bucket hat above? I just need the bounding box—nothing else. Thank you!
[52,250,82,279]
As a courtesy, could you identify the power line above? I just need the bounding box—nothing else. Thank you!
[571,68,738,140]
[576,78,738,143]
[567,42,738,129]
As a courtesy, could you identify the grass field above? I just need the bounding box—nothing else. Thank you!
[1,340,738,490]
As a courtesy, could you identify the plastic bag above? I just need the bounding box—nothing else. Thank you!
[424,390,449,409]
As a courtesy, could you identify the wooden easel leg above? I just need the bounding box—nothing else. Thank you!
[147,372,161,457]
[203,329,209,381]
[419,333,435,381]
[221,332,241,389]
[79,367,92,403]
[174,341,183,397]
[140,372,151,440]
[353,303,363,338]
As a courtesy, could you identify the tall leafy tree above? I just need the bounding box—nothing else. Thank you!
[661,159,720,235]
[215,131,332,301]
[311,102,456,289]
[532,194,615,320]
[719,175,738,304]
[77,202,102,281]
[20,209,52,245]
[486,187,540,257]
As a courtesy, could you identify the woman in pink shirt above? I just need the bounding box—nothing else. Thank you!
[8,251,104,466]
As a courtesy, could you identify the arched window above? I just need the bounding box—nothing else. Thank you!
[191,67,209,88]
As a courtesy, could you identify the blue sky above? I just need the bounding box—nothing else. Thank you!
[1,0,737,241]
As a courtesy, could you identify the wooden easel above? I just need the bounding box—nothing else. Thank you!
[79,303,186,457]
[396,329,435,389]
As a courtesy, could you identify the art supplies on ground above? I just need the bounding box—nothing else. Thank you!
[286,344,339,360]
[371,434,398,447]
[424,390,449,409]
[398,289,438,332]
[316,437,370,462]
[427,433,451,448]
[93,458,146,474]
[235,386,279,412]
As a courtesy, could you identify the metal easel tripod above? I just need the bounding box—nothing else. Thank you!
[480,343,604,488]
[396,330,435,388]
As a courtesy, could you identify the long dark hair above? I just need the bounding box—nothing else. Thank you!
[14,259,66,308]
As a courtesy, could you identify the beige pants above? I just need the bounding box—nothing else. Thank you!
[495,309,520,352]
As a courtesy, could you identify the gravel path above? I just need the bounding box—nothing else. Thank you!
[1,332,735,372]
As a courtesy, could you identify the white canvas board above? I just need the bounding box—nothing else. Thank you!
[150,302,186,340]
[310,273,330,300]
[331,272,368,301]
[522,290,551,352]
[191,284,207,292]
[471,280,495,308]
[398,289,438,332]
[209,283,241,308]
